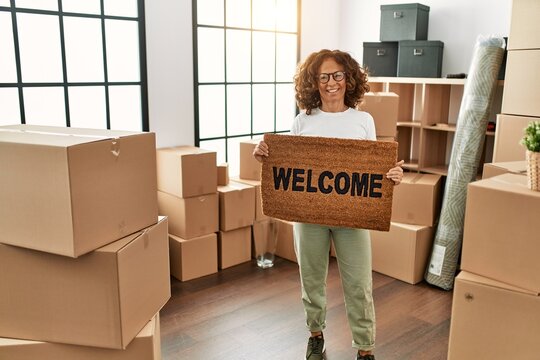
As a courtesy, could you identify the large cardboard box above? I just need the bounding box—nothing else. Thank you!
[492,114,535,162]
[157,191,218,239]
[0,218,170,349]
[156,146,217,198]
[0,314,161,360]
[0,124,158,258]
[239,140,262,180]
[508,0,540,50]
[501,50,540,117]
[275,220,297,263]
[462,174,540,293]
[391,173,441,226]
[218,226,252,269]
[218,181,256,231]
[370,222,434,284]
[448,271,540,360]
[169,233,218,281]
[482,160,527,179]
[358,92,399,137]
[231,177,268,221]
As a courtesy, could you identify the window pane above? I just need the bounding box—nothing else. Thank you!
[64,17,104,82]
[226,29,250,83]
[276,33,297,82]
[0,13,17,83]
[199,85,225,138]
[227,135,251,177]
[104,0,138,17]
[200,138,226,165]
[276,84,295,131]
[0,88,21,125]
[227,84,251,136]
[197,0,223,26]
[23,87,66,126]
[226,0,250,28]
[276,0,297,32]
[252,31,274,82]
[62,0,101,15]
[105,19,140,82]
[0,0,10,5]
[17,13,63,83]
[197,27,224,83]
[68,86,107,129]
[15,0,57,11]
[252,84,274,134]
[252,0,274,31]
[108,85,142,131]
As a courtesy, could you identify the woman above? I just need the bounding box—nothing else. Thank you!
[253,49,404,360]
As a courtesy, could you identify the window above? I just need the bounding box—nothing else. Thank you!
[194,0,300,176]
[0,0,148,131]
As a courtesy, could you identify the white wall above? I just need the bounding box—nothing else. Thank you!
[145,0,512,146]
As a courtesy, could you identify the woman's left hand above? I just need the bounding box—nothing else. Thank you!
[386,160,405,185]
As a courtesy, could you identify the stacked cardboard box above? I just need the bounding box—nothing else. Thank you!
[156,146,219,281]
[0,124,169,358]
[358,92,399,139]
[370,172,442,284]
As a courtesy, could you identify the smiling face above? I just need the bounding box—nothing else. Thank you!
[317,57,346,111]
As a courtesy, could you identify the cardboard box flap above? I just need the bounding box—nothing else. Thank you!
[98,218,165,253]
[487,161,527,174]
[231,177,261,187]
[391,221,426,232]
[457,271,539,296]
[474,173,540,197]
[218,181,253,193]
[402,172,441,186]
[158,145,215,157]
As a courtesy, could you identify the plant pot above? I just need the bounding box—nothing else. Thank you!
[526,150,540,191]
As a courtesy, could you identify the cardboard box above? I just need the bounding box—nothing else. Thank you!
[156,146,217,198]
[0,314,161,360]
[370,222,434,284]
[231,177,268,221]
[376,136,396,142]
[218,182,255,231]
[217,163,229,186]
[239,140,261,180]
[358,92,399,137]
[391,173,442,226]
[508,0,540,50]
[0,124,158,258]
[169,233,218,281]
[275,220,297,263]
[0,218,170,349]
[157,191,218,239]
[482,161,527,179]
[492,114,535,162]
[448,271,540,360]
[501,50,540,117]
[462,174,540,293]
[218,226,252,269]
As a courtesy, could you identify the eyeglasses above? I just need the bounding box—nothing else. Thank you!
[318,71,346,84]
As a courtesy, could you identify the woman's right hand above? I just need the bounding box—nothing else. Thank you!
[253,140,269,163]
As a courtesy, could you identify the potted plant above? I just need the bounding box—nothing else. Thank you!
[520,120,540,191]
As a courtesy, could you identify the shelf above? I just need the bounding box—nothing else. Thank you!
[424,123,457,132]
[370,77,504,86]
[402,162,419,171]
[397,121,421,128]
[421,165,449,176]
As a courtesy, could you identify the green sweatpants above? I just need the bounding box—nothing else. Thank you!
[293,222,375,351]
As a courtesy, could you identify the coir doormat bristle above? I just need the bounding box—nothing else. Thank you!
[261,133,398,231]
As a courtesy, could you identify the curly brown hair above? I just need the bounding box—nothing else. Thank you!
[294,49,370,115]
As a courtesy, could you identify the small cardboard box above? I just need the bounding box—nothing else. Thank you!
[462,174,540,293]
[358,92,399,137]
[370,222,434,284]
[275,220,297,263]
[492,114,535,162]
[217,163,229,186]
[156,146,217,198]
[230,177,268,221]
[0,314,161,360]
[218,181,256,231]
[391,173,442,226]
[448,271,540,360]
[239,140,261,180]
[0,218,170,349]
[0,124,158,258]
[169,233,218,281]
[501,50,540,117]
[482,161,527,179]
[157,191,218,239]
[218,226,252,269]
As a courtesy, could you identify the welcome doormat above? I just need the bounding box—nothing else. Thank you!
[261,133,398,231]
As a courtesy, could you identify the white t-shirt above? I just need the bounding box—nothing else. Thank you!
[290,107,376,140]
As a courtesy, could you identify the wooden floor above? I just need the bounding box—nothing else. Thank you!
[160,257,453,360]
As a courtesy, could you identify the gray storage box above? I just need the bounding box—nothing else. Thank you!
[398,40,443,78]
[380,3,430,41]
[363,42,398,77]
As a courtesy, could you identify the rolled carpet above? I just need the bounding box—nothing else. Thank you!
[425,36,505,290]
